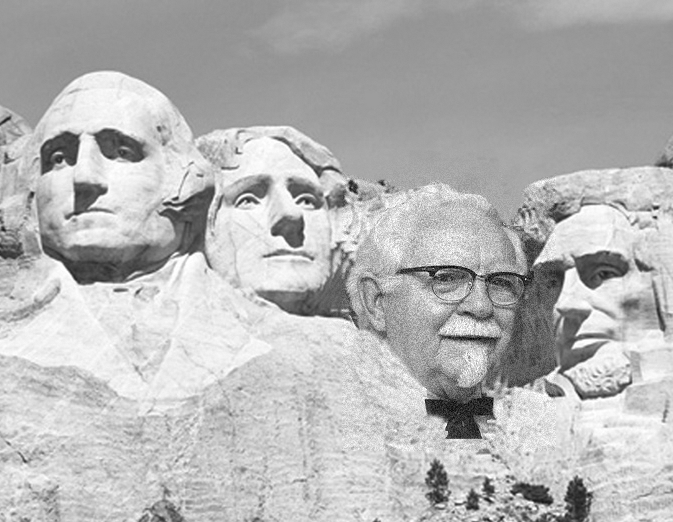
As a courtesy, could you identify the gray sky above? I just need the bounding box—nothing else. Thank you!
[3,0,673,220]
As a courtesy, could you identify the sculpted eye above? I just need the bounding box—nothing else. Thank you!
[95,130,144,163]
[116,144,142,162]
[50,150,67,167]
[594,266,622,282]
[295,194,319,209]
[234,194,261,209]
[40,132,78,174]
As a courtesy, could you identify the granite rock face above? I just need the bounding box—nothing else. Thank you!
[0,322,515,522]
[516,167,673,398]
[510,166,673,520]
[0,105,31,149]
[3,70,673,522]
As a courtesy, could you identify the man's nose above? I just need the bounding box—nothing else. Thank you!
[458,278,493,319]
[555,268,592,323]
[269,189,305,248]
[73,136,108,212]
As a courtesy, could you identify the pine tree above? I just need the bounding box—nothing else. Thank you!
[564,476,592,522]
[425,458,450,505]
[482,477,495,501]
[466,489,480,510]
[511,482,554,505]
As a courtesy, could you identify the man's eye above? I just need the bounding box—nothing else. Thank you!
[295,194,318,209]
[490,275,516,290]
[234,194,261,209]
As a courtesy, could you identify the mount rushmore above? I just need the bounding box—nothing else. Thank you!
[1,71,672,521]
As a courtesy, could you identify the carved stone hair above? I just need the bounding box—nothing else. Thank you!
[197,126,348,208]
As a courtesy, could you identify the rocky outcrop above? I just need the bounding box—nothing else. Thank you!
[0,322,516,522]
[0,105,30,149]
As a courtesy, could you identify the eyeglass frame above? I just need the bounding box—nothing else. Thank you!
[395,264,533,306]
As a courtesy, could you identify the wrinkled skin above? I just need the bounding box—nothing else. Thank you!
[382,208,524,401]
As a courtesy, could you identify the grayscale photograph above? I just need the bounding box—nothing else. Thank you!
[1,1,672,521]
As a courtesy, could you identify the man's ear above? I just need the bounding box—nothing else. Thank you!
[359,275,387,333]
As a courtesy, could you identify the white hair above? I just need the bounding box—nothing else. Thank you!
[346,183,522,331]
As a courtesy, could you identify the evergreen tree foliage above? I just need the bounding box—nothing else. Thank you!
[466,488,480,510]
[510,481,554,505]
[482,477,495,500]
[564,476,592,522]
[425,458,450,505]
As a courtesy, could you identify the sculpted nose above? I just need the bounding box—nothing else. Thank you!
[269,190,305,248]
[458,279,494,319]
[555,269,592,323]
[73,136,108,212]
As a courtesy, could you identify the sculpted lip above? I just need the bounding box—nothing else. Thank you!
[263,249,314,260]
[67,208,114,218]
[569,333,612,346]
[573,333,611,340]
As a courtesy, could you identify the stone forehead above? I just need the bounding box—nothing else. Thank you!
[535,205,635,263]
[514,166,673,265]
[34,71,194,146]
[520,167,673,222]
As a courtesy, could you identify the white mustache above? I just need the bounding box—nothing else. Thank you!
[439,317,501,339]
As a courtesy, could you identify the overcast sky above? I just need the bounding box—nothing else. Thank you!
[3,0,673,219]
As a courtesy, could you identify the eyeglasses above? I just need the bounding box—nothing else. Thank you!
[396,265,533,306]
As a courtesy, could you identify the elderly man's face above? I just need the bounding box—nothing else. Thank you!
[36,89,183,268]
[207,137,333,306]
[383,210,523,401]
[534,205,660,369]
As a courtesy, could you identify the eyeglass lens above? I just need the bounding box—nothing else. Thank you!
[431,267,524,305]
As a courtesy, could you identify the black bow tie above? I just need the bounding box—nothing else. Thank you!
[425,397,494,439]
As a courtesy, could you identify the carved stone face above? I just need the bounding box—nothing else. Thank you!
[207,137,333,307]
[35,89,184,270]
[382,209,522,401]
[534,205,660,369]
